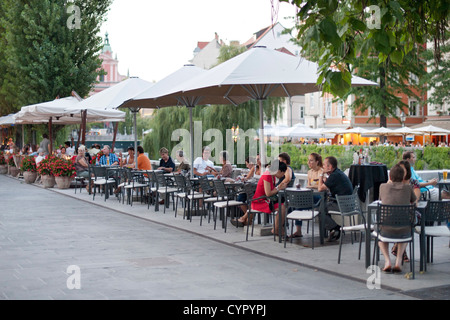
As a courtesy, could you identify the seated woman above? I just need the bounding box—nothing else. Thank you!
[212,151,232,178]
[232,160,287,235]
[175,150,190,174]
[290,152,323,238]
[378,164,416,273]
[75,145,90,179]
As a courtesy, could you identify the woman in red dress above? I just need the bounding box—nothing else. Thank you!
[232,160,287,235]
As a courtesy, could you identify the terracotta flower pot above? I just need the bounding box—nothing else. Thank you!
[42,175,56,188]
[55,176,72,189]
[23,171,38,184]
[0,164,7,174]
[9,166,20,177]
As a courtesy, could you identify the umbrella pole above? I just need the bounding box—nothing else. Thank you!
[189,107,194,178]
[111,122,118,153]
[48,117,53,155]
[132,108,138,169]
[259,99,266,169]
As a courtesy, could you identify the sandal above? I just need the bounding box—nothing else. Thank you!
[288,233,303,238]
[391,245,398,257]
[403,251,409,263]
[382,266,392,273]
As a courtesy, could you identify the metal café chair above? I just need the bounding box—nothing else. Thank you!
[154,171,178,213]
[284,189,317,249]
[415,200,450,270]
[91,166,116,201]
[212,179,244,232]
[372,203,416,279]
[335,191,373,264]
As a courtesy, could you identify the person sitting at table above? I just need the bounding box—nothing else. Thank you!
[57,146,67,159]
[211,150,232,178]
[121,146,135,168]
[98,145,119,166]
[35,148,45,165]
[157,147,176,173]
[193,146,216,177]
[403,151,450,200]
[378,164,417,273]
[231,160,287,233]
[175,150,190,174]
[290,152,323,239]
[235,157,257,220]
[74,145,90,179]
[137,146,152,171]
[318,156,353,242]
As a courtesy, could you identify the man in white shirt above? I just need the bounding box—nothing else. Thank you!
[193,146,217,177]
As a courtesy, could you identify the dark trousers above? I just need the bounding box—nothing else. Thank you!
[324,200,339,230]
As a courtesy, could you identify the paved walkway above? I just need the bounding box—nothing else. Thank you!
[1,174,449,300]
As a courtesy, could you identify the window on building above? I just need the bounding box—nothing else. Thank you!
[337,101,344,118]
[299,105,304,119]
[325,99,332,117]
[408,99,418,116]
[310,95,314,109]
[410,72,419,84]
[99,74,105,82]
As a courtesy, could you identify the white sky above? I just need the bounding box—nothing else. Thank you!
[99,0,297,82]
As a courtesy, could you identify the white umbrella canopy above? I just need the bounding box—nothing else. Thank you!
[413,125,450,135]
[0,113,17,126]
[343,127,370,134]
[179,47,377,166]
[180,46,377,99]
[389,127,423,135]
[277,123,322,138]
[74,77,154,111]
[15,96,82,123]
[119,64,251,171]
[362,127,395,137]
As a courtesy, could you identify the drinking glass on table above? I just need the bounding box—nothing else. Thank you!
[444,170,448,181]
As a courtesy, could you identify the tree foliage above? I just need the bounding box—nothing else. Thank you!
[0,0,111,116]
[279,0,449,98]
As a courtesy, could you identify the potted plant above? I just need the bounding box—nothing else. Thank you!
[52,157,76,189]
[21,156,37,184]
[37,155,57,188]
[0,152,7,174]
[8,154,20,177]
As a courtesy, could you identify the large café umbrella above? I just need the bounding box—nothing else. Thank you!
[413,124,450,144]
[15,95,126,153]
[179,46,378,167]
[119,64,249,171]
[67,77,153,150]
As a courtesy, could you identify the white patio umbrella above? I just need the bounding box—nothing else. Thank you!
[66,77,152,151]
[277,123,322,139]
[340,127,369,145]
[15,95,125,153]
[180,46,377,166]
[364,127,394,136]
[119,64,250,171]
[413,125,450,145]
[0,113,18,127]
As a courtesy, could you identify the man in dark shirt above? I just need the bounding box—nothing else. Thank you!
[318,156,353,241]
[157,147,175,173]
